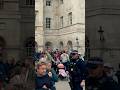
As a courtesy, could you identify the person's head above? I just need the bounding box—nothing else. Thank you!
[24,56,34,68]
[70,50,79,60]
[36,61,47,76]
[87,57,104,78]
[47,61,52,71]
[8,56,16,64]
[104,63,113,76]
[63,50,66,53]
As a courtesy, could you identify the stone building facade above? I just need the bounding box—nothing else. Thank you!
[35,0,85,55]
[86,0,120,69]
[35,0,44,52]
[0,0,34,61]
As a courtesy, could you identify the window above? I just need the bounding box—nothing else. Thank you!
[46,18,51,28]
[60,0,63,4]
[0,0,4,9]
[68,12,72,25]
[60,16,63,28]
[35,11,39,26]
[46,0,51,6]
[25,0,34,5]
[25,37,35,56]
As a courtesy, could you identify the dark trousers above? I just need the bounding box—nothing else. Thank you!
[62,62,68,70]
[69,81,83,90]
[51,86,56,90]
[73,83,83,90]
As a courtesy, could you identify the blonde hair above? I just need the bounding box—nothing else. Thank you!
[36,61,47,69]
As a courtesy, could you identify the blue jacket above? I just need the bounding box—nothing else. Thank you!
[47,69,58,86]
[35,74,52,90]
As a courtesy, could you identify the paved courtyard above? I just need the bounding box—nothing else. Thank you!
[56,80,85,90]
[56,80,71,90]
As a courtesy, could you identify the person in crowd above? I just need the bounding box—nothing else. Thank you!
[5,57,17,82]
[54,50,61,62]
[0,57,8,90]
[60,51,69,69]
[104,63,118,83]
[6,66,26,90]
[23,57,35,90]
[57,63,68,80]
[35,61,52,90]
[67,50,86,90]
[86,57,120,90]
[46,62,58,90]
[115,63,120,85]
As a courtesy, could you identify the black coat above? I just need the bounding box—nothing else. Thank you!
[86,75,120,90]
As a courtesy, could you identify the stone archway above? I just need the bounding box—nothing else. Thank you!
[45,42,53,50]
[59,41,64,50]
[67,41,73,51]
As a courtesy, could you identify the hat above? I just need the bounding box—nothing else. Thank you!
[70,50,78,54]
[87,57,103,65]
[104,63,113,69]
[87,57,104,69]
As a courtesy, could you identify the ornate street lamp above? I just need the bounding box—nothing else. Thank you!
[76,37,79,51]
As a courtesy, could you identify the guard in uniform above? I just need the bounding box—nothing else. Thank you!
[86,57,120,90]
[67,50,86,90]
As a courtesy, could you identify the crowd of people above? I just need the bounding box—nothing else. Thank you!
[35,49,120,90]
[1,48,120,90]
[0,56,35,90]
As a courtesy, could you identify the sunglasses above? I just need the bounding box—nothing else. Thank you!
[71,53,78,55]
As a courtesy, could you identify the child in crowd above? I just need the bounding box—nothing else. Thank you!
[35,61,52,90]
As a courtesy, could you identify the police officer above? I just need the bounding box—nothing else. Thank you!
[67,50,86,90]
[86,57,120,90]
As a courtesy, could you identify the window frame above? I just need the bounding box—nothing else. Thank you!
[68,12,72,25]
[0,0,4,9]
[46,18,51,29]
[60,0,63,4]
[60,16,63,28]
[46,0,51,6]
[25,0,35,6]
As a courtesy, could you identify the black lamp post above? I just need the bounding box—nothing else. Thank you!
[76,37,79,51]
[98,26,105,42]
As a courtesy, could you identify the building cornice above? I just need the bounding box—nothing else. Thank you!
[86,5,120,17]
[44,23,85,36]
[44,23,84,31]
[4,0,18,3]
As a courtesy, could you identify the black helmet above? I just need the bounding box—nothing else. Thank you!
[86,57,104,69]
